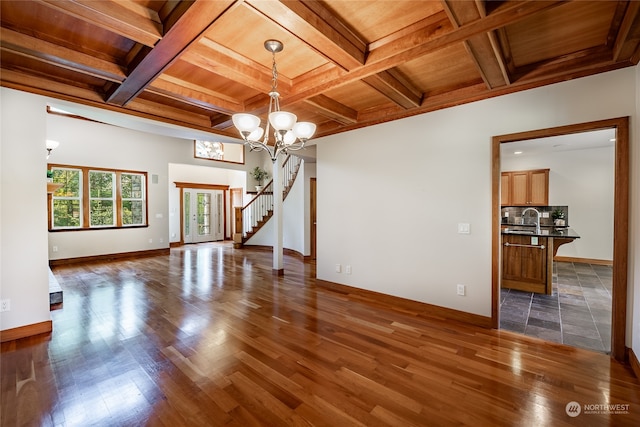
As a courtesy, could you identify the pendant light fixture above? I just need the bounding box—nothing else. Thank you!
[232,40,316,162]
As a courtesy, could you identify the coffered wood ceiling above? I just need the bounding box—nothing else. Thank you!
[2,1,639,140]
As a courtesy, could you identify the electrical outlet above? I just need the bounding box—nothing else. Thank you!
[1,299,10,312]
[456,284,466,296]
[335,264,341,273]
[148,238,153,243]
[345,265,352,274]
[52,246,58,252]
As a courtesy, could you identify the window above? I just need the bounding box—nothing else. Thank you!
[121,173,146,225]
[194,140,244,164]
[49,164,148,230]
[89,170,115,227]
[51,168,82,228]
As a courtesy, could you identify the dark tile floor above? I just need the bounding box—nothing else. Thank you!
[500,261,612,353]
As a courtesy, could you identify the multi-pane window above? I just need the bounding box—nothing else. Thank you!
[51,168,82,228]
[49,165,148,230]
[121,173,146,226]
[89,171,115,227]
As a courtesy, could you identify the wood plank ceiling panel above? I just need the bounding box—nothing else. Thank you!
[0,0,638,139]
[505,1,619,67]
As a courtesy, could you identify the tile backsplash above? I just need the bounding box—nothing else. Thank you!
[501,205,569,227]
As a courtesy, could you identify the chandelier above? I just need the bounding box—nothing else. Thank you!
[232,40,316,162]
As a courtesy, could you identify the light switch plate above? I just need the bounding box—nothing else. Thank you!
[457,223,470,234]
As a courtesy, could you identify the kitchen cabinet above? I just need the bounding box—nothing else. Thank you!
[502,234,552,294]
[501,227,580,294]
[501,169,549,206]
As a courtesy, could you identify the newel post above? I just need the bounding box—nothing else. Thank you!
[233,207,243,248]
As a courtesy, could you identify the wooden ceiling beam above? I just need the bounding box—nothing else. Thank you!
[613,1,640,62]
[209,115,233,129]
[246,0,366,71]
[37,0,162,47]
[304,95,358,124]
[511,46,620,83]
[362,70,422,109]
[1,68,217,131]
[105,0,235,106]
[0,28,125,83]
[183,38,281,96]
[148,77,242,115]
[281,0,564,107]
[442,0,509,89]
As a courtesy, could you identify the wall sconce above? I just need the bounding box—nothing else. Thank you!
[46,140,59,159]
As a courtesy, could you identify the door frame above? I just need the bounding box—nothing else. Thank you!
[174,182,229,244]
[310,178,317,260]
[491,117,629,362]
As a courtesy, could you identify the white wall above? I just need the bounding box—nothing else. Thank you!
[502,146,614,260]
[316,68,637,321]
[1,89,51,330]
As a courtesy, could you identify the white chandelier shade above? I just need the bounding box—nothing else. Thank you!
[293,122,316,140]
[268,111,297,131]
[232,113,261,135]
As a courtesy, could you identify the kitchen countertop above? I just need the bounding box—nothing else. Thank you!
[501,226,580,238]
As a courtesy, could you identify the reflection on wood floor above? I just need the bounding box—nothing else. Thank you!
[2,242,640,426]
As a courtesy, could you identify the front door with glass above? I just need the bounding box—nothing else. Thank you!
[183,189,224,243]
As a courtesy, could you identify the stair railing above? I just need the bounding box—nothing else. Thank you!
[233,155,302,246]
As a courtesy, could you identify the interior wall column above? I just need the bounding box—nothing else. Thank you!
[272,155,284,275]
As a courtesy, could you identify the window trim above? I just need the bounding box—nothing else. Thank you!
[48,164,149,231]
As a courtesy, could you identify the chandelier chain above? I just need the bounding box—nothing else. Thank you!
[270,50,278,95]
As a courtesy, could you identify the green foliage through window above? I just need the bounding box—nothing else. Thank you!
[121,173,145,225]
[52,169,81,228]
[89,171,115,226]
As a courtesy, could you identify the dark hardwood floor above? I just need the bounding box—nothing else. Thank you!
[2,242,640,426]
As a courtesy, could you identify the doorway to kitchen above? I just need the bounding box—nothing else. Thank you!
[491,117,629,362]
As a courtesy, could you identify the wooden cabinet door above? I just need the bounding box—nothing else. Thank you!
[510,171,529,205]
[502,169,549,206]
[528,169,549,205]
[500,173,510,206]
[502,234,548,293]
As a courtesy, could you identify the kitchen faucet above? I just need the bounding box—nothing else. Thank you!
[522,207,541,234]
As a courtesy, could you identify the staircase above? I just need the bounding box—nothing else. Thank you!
[234,155,301,247]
